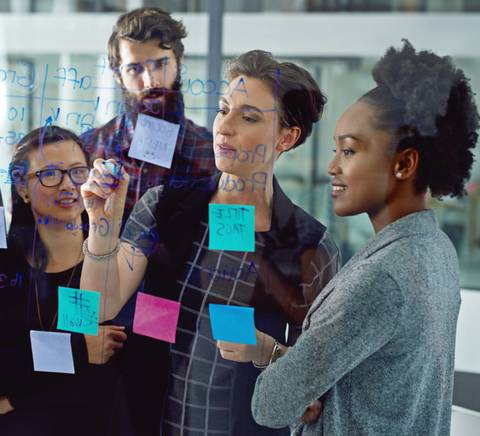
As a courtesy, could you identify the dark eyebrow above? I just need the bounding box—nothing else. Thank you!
[149,56,169,64]
[239,104,264,115]
[39,162,86,171]
[334,134,360,142]
[122,57,167,68]
[219,97,264,115]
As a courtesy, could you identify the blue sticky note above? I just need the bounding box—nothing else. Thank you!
[209,304,256,345]
[57,286,100,335]
[128,114,180,169]
[30,330,75,374]
[209,204,255,252]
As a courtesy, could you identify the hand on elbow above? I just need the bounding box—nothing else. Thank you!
[300,399,323,423]
[85,325,127,364]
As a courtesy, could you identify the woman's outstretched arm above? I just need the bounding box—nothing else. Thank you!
[80,159,147,321]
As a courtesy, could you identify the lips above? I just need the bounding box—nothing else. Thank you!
[56,198,78,207]
[216,143,235,153]
[143,88,167,100]
[331,180,348,198]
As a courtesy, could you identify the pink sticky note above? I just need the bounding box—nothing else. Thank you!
[133,292,181,343]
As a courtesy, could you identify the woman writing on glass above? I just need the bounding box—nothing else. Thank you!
[237,41,479,435]
[80,50,339,434]
[0,126,129,436]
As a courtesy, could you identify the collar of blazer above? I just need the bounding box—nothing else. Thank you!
[302,209,438,329]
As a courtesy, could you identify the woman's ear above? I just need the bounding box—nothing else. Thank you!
[276,126,301,156]
[16,183,30,204]
[393,148,420,180]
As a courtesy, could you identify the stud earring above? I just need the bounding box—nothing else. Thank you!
[395,172,402,178]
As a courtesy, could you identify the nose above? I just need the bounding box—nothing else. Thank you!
[58,171,76,191]
[328,152,340,176]
[141,68,155,89]
[213,112,235,138]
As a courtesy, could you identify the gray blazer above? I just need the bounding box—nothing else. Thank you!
[252,210,461,435]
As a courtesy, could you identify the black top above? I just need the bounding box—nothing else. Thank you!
[122,175,340,435]
[0,248,131,436]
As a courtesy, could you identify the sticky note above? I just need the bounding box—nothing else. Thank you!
[209,304,256,345]
[57,286,100,336]
[208,204,255,252]
[128,114,180,169]
[0,207,6,249]
[133,292,180,343]
[30,330,75,374]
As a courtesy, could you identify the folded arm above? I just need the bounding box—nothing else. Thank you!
[251,264,404,428]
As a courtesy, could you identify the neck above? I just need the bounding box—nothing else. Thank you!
[214,172,275,231]
[370,193,426,234]
[35,216,84,272]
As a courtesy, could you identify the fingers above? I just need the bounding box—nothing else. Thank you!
[110,330,128,342]
[84,159,123,197]
[300,400,323,423]
[81,176,108,204]
[111,340,124,350]
[98,325,127,341]
[216,340,236,353]
[94,158,129,189]
[90,166,114,196]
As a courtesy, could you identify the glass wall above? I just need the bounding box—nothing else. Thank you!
[1,49,479,289]
[0,3,479,291]
[2,0,480,13]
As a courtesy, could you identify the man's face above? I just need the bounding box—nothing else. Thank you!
[116,38,180,117]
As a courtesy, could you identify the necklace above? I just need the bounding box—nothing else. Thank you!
[35,245,84,331]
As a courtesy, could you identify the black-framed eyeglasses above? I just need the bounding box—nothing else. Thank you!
[28,166,89,187]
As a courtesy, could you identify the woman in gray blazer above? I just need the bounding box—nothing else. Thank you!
[217,40,479,435]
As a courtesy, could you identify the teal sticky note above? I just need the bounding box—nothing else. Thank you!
[209,304,256,345]
[209,204,255,252]
[57,287,100,335]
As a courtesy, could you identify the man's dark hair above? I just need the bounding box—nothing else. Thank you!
[225,50,327,149]
[360,39,479,198]
[108,7,187,75]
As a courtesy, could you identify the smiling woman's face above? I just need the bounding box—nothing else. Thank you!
[20,140,88,224]
[328,100,398,219]
[212,75,286,178]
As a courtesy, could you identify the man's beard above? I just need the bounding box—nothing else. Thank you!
[122,80,183,122]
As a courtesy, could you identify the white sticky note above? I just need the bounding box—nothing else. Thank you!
[30,330,75,374]
[128,114,180,169]
[0,206,7,249]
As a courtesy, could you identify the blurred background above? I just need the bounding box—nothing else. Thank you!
[0,0,479,429]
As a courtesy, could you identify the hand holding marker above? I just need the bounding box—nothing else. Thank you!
[81,158,130,234]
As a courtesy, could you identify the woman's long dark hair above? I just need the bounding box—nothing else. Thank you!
[7,125,90,274]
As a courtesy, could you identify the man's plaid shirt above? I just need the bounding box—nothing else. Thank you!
[80,109,217,218]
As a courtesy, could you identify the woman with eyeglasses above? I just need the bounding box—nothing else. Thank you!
[0,126,131,436]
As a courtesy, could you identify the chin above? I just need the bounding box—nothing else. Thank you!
[54,206,83,222]
[214,158,236,174]
[333,204,357,217]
